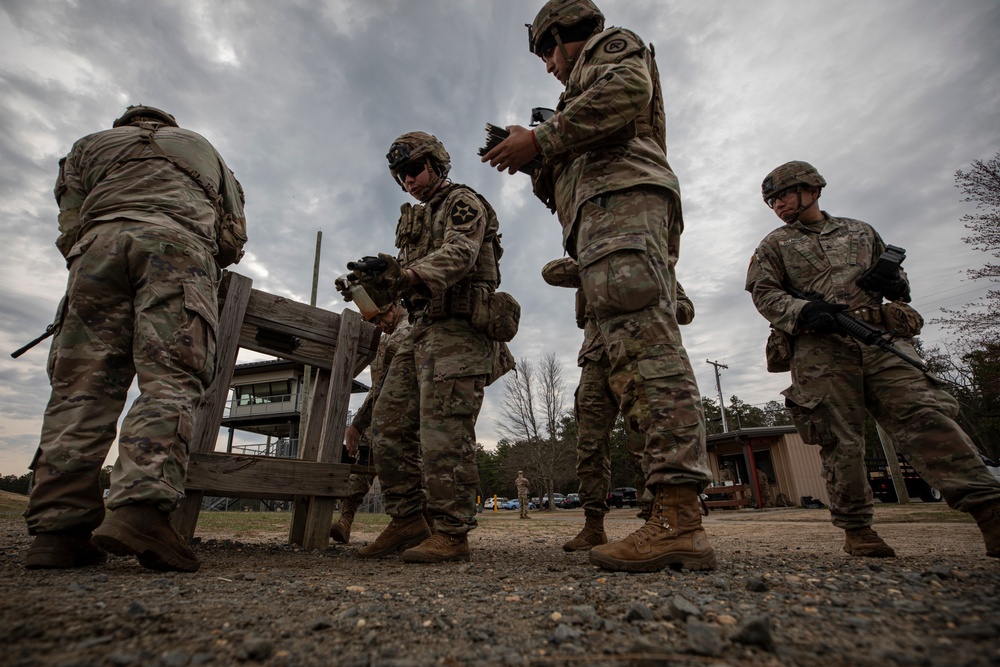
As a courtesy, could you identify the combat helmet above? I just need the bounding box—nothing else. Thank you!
[386,131,451,190]
[528,0,605,56]
[112,105,178,128]
[761,161,826,206]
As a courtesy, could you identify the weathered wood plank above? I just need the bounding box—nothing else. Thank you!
[184,452,353,498]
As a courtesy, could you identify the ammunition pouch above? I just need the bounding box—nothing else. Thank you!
[765,327,793,373]
[531,160,558,213]
[470,290,521,343]
[487,341,516,386]
[215,212,248,268]
[881,301,923,338]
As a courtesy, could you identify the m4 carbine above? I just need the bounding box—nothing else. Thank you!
[785,283,928,372]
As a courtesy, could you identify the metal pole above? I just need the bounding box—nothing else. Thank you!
[706,360,729,432]
[300,231,323,445]
[875,423,910,504]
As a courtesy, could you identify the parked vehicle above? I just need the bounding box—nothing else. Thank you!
[982,455,1000,484]
[484,497,508,511]
[866,455,942,503]
[607,487,638,508]
[559,493,581,509]
[538,493,565,509]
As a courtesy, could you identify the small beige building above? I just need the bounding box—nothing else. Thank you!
[706,425,830,509]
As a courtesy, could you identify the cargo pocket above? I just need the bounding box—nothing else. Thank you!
[434,375,486,419]
[781,384,831,445]
[174,281,219,386]
[578,233,660,319]
[634,351,702,435]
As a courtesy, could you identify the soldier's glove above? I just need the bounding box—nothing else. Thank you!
[334,275,355,302]
[800,300,848,334]
[359,253,410,304]
[866,275,909,301]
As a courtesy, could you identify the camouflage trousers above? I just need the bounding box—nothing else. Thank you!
[784,334,1000,529]
[25,222,220,535]
[517,491,529,517]
[575,345,647,514]
[372,317,489,536]
[572,187,711,490]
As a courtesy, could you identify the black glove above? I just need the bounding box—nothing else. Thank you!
[354,253,410,306]
[800,300,848,334]
[334,275,355,302]
[868,275,909,301]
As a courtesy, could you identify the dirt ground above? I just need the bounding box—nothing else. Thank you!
[1,491,998,667]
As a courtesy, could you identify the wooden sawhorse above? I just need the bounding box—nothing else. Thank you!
[171,271,380,550]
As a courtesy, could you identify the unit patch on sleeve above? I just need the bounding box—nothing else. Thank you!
[450,199,479,227]
[604,39,627,54]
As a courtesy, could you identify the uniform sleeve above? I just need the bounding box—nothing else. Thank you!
[53,143,89,259]
[533,33,653,157]
[216,150,247,235]
[745,238,809,335]
[407,190,485,296]
[675,282,695,325]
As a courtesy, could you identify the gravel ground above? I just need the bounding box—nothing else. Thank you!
[2,492,998,667]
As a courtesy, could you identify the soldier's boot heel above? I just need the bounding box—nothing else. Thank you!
[92,503,200,572]
[357,514,431,559]
[843,526,896,558]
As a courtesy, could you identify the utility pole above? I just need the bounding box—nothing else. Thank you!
[299,230,323,449]
[706,359,729,432]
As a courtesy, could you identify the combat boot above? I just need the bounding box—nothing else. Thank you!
[25,531,107,570]
[562,510,607,552]
[401,532,470,563]
[330,496,362,544]
[357,513,431,559]
[589,483,717,572]
[970,501,1000,558]
[92,503,200,572]
[843,526,896,558]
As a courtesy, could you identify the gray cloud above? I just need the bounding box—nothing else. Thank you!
[1,0,997,473]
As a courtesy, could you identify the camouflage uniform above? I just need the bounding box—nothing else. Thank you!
[372,180,499,538]
[515,472,531,518]
[346,315,412,502]
[746,213,1000,529]
[575,284,694,516]
[532,27,710,494]
[26,109,245,538]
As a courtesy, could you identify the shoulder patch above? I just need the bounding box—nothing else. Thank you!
[604,39,627,54]
[450,197,480,227]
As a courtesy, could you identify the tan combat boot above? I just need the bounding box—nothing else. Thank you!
[401,532,470,563]
[26,531,107,570]
[970,501,1000,558]
[92,503,200,572]
[357,514,431,559]
[589,483,717,572]
[562,510,607,552]
[843,526,896,558]
[330,496,362,544]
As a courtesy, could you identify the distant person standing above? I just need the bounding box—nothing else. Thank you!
[746,160,999,559]
[515,471,531,519]
[24,105,247,572]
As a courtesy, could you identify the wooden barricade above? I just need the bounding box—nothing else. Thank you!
[170,271,380,549]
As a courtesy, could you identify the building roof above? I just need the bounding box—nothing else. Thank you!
[707,425,798,445]
[233,358,369,393]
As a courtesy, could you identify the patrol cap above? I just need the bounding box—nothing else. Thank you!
[761,161,827,204]
[113,105,178,128]
[528,0,605,56]
[540,257,581,288]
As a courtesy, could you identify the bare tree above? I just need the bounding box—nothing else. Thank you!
[495,354,576,510]
[936,151,1000,347]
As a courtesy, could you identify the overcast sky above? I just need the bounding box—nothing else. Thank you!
[1,0,998,476]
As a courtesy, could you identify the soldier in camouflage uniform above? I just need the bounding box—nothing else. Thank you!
[24,105,247,572]
[331,301,411,544]
[340,132,510,563]
[746,160,1000,559]
[483,0,716,572]
[542,258,695,551]
[515,471,531,519]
